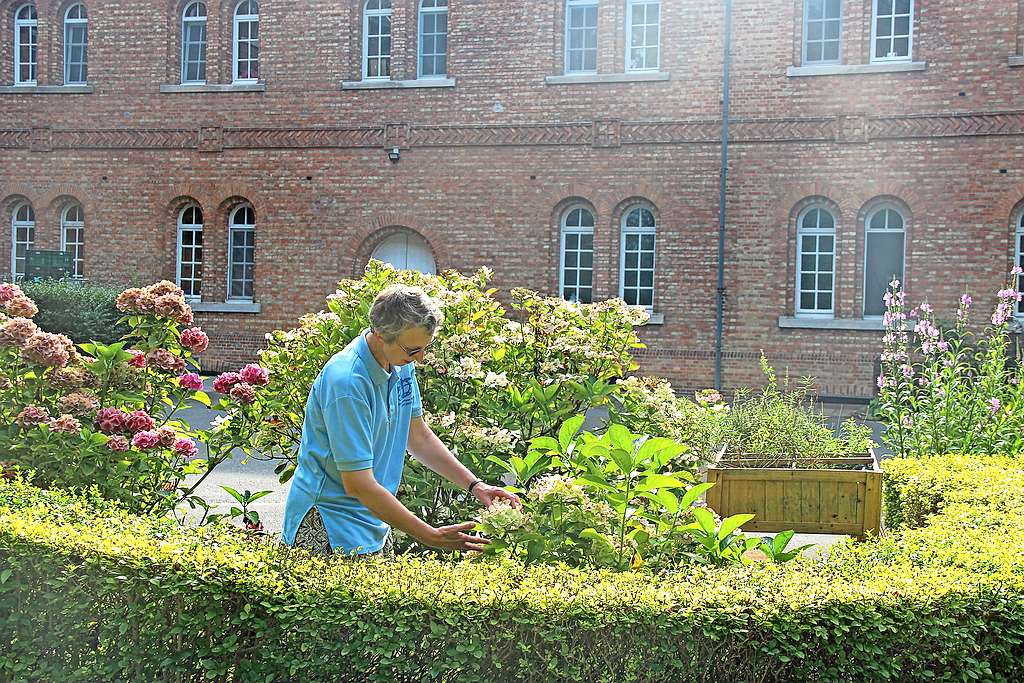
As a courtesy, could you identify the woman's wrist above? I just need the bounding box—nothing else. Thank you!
[467,478,484,494]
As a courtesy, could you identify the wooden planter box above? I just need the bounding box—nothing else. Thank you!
[704,452,882,539]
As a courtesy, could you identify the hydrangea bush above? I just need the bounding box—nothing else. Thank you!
[0,280,234,515]
[877,270,1024,458]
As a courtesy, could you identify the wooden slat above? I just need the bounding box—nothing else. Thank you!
[764,479,784,522]
[863,471,883,538]
[818,480,839,525]
[800,480,819,523]
[705,469,721,515]
[834,481,857,525]
[743,520,864,535]
[709,469,868,483]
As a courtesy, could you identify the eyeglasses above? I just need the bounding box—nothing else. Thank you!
[397,338,437,357]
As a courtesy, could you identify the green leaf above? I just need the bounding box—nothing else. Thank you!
[608,447,633,476]
[221,486,244,504]
[529,436,560,454]
[638,474,686,491]
[558,415,586,452]
[718,513,755,540]
[192,391,212,408]
[680,482,715,510]
[606,424,636,454]
[773,529,796,555]
[246,490,273,503]
[692,507,716,535]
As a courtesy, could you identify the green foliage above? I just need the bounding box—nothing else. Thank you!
[876,277,1024,458]
[18,278,129,345]
[758,530,815,563]
[3,458,1024,682]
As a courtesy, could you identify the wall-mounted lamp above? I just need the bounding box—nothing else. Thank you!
[387,147,401,163]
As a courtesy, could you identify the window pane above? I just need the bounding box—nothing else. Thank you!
[641,234,655,250]
[864,232,904,315]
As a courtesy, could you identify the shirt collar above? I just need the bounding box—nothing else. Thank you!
[356,328,393,386]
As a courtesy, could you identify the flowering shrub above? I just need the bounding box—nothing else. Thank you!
[0,280,232,514]
[877,271,1024,458]
[214,260,653,543]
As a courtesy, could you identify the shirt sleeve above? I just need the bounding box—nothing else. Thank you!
[323,395,375,471]
[411,372,423,418]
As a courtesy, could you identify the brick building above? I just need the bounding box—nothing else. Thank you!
[1,0,1022,399]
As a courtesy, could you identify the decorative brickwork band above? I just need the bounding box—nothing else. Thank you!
[10,111,1024,153]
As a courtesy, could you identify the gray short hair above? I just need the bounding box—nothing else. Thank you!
[368,284,444,342]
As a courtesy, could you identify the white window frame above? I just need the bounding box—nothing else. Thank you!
[60,204,85,279]
[869,0,913,63]
[862,205,907,317]
[176,205,204,301]
[417,0,448,79]
[363,0,393,80]
[795,206,836,317]
[232,0,259,84]
[10,201,34,279]
[625,0,660,72]
[1016,212,1024,317]
[63,3,88,85]
[181,1,208,85]
[14,3,38,86]
[802,0,842,65]
[227,205,255,302]
[559,206,595,304]
[619,206,657,313]
[564,0,598,75]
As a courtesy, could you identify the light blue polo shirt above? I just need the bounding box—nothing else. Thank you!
[281,329,422,555]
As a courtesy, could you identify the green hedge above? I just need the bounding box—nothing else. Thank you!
[17,279,129,345]
[2,459,1024,682]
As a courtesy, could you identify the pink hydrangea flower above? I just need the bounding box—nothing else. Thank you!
[131,430,161,450]
[0,317,39,348]
[156,426,177,448]
[57,391,100,416]
[127,349,147,368]
[5,295,38,319]
[239,363,269,386]
[180,327,209,354]
[15,405,50,428]
[116,288,154,313]
[106,435,130,452]
[95,407,127,434]
[230,382,257,405]
[154,293,190,323]
[146,280,184,299]
[0,282,23,304]
[48,414,82,434]
[21,332,70,368]
[178,372,204,391]
[125,410,155,434]
[212,372,241,394]
[173,438,199,458]
[146,348,186,374]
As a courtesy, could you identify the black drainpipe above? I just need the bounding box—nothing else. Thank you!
[714,0,733,391]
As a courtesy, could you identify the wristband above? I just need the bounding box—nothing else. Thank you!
[467,479,484,494]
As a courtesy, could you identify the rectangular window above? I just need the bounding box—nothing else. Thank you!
[65,23,88,84]
[864,232,904,316]
[561,231,594,304]
[229,229,255,300]
[1017,233,1024,316]
[621,232,656,310]
[178,230,203,300]
[565,0,597,74]
[366,13,392,78]
[16,23,37,84]
[63,224,84,278]
[871,0,913,62]
[234,16,260,81]
[797,234,835,314]
[419,5,448,78]
[627,1,660,71]
[182,21,207,83]
[803,0,841,64]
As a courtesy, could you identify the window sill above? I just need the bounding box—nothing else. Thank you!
[545,71,670,85]
[1009,55,1024,67]
[0,84,94,94]
[786,61,926,77]
[159,83,267,93]
[192,301,261,314]
[778,316,886,331]
[340,77,456,90]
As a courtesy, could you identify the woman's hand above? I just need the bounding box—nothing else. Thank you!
[472,483,522,509]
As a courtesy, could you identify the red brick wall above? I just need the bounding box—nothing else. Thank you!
[2,1,1024,398]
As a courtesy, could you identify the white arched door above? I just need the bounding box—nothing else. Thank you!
[371,232,436,274]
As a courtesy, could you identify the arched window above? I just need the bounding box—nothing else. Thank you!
[177,205,203,300]
[565,0,597,74]
[181,2,208,84]
[371,232,436,274]
[871,0,913,62]
[626,0,660,71]
[61,204,85,278]
[803,0,842,64]
[14,4,37,85]
[63,4,88,84]
[796,206,836,315]
[10,202,35,278]
[228,205,255,300]
[232,0,259,83]
[364,0,392,80]
[560,207,594,303]
[418,0,447,78]
[863,205,906,316]
[620,206,656,311]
